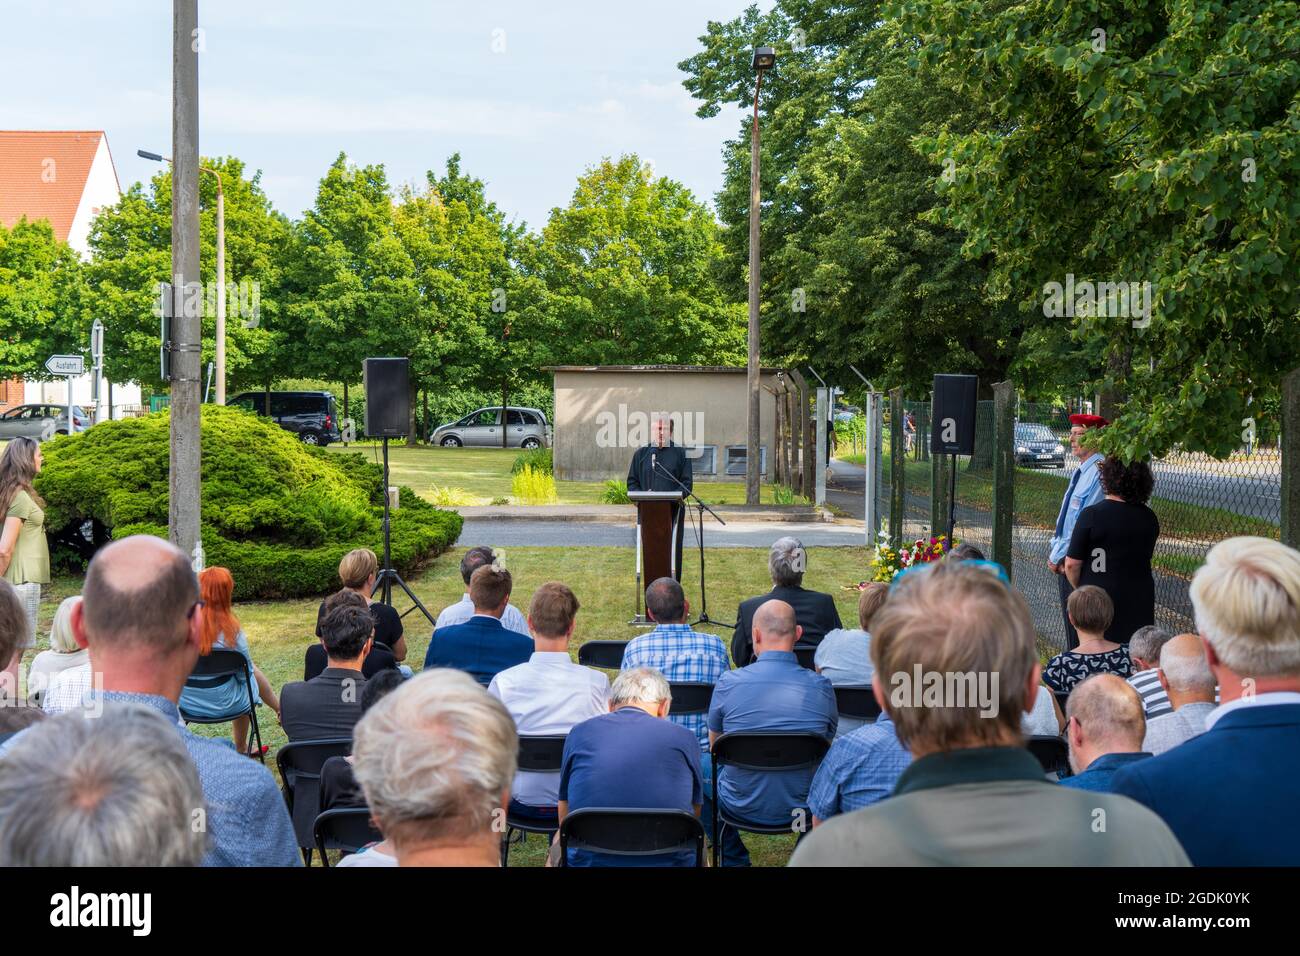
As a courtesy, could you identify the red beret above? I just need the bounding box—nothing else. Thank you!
[1068,414,1109,429]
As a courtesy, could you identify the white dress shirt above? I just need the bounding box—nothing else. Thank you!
[1203,691,1300,731]
[488,651,610,807]
[435,593,530,636]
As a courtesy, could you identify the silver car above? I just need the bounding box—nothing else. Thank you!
[0,403,90,439]
[431,406,551,449]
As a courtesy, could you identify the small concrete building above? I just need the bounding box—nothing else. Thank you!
[547,365,790,482]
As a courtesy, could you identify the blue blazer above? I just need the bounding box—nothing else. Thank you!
[1111,703,1300,866]
[424,614,533,686]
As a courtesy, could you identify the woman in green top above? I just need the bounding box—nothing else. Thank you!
[0,437,50,690]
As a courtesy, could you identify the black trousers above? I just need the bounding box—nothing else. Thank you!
[1058,572,1079,650]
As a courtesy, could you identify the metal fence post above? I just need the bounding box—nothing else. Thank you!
[992,381,1016,580]
[889,388,904,548]
[1283,368,1300,549]
[864,392,882,547]
[931,443,950,540]
[815,388,827,507]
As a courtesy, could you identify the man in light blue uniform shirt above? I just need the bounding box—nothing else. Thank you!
[1048,414,1108,649]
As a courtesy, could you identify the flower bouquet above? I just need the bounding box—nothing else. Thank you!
[868,533,951,583]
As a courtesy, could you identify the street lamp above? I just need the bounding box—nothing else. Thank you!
[745,46,775,505]
[138,148,227,405]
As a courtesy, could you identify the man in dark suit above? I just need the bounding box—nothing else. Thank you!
[627,414,693,581]
[424,563,533,685]
[279,604,372,741]
[731,537,842,667]
[1112,536,1300,866]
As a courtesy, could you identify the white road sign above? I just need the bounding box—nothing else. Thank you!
[45,354,84,376]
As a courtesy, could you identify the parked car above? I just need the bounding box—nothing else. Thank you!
[0,404,90,439]
[1014,422,1066,468]
[430,406,551,449]
[227,391,341,446]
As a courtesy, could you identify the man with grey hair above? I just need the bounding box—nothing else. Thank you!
[0,535,300,867]
[1126,624,1174,718]
[0,704,207,866]
[352,668,517,866]
[1060,674,1151,791]
[732,537,842,666]
[1114,536,1300,865]
[1142,633,1217,755]
[556,666,703,866]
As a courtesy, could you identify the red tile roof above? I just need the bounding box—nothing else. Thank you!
[0,131,112,241]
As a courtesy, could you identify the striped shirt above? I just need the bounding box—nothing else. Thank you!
[1128,669,1173,719]
[621,622,729,753]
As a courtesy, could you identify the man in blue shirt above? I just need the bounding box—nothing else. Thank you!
[1061,674,1151,791]
[0,535,300,867]
[708,599,837,866]
[558,667,703,867]
[1048,414,1107,649]
[807,710,911,822]
[424,564,533,685]
[621,577,729,754]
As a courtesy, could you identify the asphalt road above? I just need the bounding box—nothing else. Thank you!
[460,518,868,550]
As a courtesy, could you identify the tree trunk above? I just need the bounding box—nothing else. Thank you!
[342,381,349,445]
[422,389,430,446]
[263,380,271,417]
[407,379,418,445]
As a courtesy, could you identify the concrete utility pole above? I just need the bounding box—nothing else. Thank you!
[746,47,775,506]
[170,0,202,561]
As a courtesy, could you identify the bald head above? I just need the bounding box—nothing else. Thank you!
[1067,674,1146,752]
[82,535,198,651]
[1159,633,1216,699]
[752,599,800,655]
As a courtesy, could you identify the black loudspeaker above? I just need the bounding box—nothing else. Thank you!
[930,374,978,455]
[363,357,410,437]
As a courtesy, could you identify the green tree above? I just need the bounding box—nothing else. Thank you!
[0,218,88,381]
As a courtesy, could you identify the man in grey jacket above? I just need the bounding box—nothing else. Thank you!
[1141,633,1217,755]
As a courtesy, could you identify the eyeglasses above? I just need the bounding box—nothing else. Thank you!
[187,600,206,620]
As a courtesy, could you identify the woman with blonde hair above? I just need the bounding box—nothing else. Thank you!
[306,547,406,680]
[25,596,87,705]
[179,567,279,755]
[0,437,50,691]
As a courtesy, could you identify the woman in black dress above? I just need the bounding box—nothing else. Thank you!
[1064,456,1158,644]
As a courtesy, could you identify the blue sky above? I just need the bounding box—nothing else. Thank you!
[1,0,772,230]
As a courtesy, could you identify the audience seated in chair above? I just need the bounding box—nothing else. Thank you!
[280,603,371,742]
[1042,586,1134,694]
[709,599,838,867]
[0,535,299,866]
[24,596,87,706]
[351,669,517,867]
[1126,625,1175,718]
[0,704,208,866]
[790,560,1189,866]
[307,589,398,682]
[1060,674,1151,791]
[1113,536,1300,865]
[179,567,279,756]
[731,537,842,667]
[307,548,406,681]
[815,582,887,737]
[555,667,702,867]
[320,669,407,813]
[1141,633,1218,756]
[435,546,530,636]
[0,579,45,738]
[621,576,728,755]
[488,582,608,829]
[424,564,533,685]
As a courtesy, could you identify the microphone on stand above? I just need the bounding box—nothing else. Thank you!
[650,451,657,485]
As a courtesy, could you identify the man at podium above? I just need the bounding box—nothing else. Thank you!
[627,414,693,580]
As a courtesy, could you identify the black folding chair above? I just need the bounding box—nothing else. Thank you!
[668,682,715,716]
[709,731,831,868]
[834,685,882,722]
[276,737,352,865]
[559,808,705,867]
[1026,734,1072,778]
[577,640,629,669]
[793,645,817,670]
[1053,689,1071,714]
[501,735,567,867]
[179,648,264,761]
[314,807,383,867]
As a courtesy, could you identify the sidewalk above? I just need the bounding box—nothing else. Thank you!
[453,503,834,524]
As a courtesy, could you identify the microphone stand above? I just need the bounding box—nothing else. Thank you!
[651,456,733,629]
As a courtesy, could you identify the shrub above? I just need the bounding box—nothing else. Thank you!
[489,496,511,506]
[511,466,558,505]
[600,479,631,504]
[429,485,478,506]
[36,405,462,599]
[773,484,809,505]
[511,447,553,475]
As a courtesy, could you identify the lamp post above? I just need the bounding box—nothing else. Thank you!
[746,46,775,506]
[138,148,226,404]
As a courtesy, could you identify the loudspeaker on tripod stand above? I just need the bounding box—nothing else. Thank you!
[363,357,410,438]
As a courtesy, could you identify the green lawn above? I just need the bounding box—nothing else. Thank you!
[324,444,784,506]
[22,541,872,867]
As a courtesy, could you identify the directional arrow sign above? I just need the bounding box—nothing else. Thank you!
[45,354,85,376]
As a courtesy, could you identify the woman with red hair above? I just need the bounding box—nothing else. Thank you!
[179,567,280,755]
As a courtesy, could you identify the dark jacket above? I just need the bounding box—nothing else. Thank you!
[424,614,534,686]
[279,667,367,742]
[731,585,843,667]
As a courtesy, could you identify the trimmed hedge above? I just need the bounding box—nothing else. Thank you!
[36,405,462,600]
